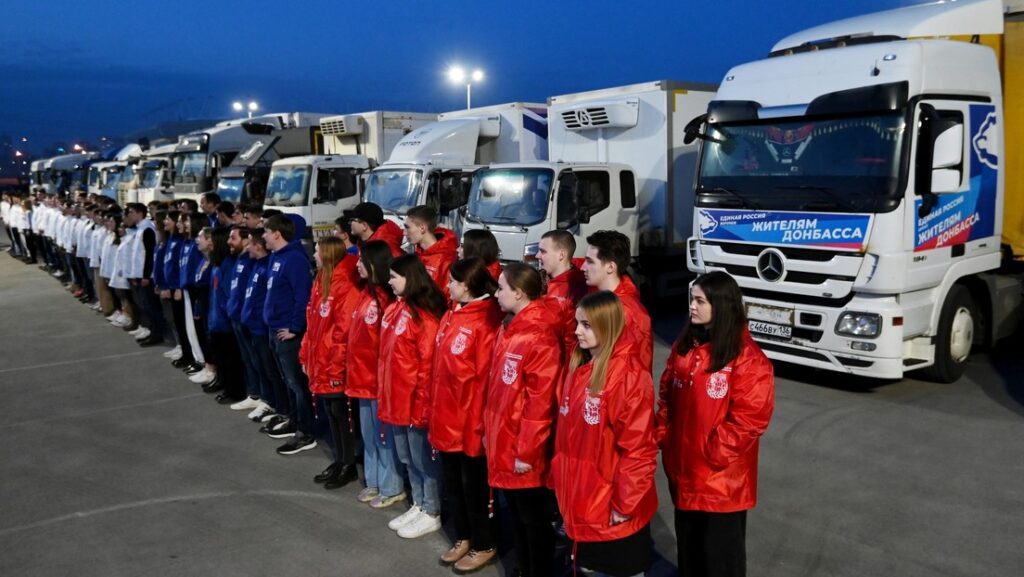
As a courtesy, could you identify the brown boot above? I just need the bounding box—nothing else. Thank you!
[453,548,496,574]
[440,540,470,565]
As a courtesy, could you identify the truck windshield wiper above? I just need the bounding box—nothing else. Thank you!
[698,186,760,209]
[774,185,857,211]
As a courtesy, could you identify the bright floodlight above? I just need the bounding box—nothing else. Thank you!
[248,101,259,112]
[232,101,244,112]
[447,66,466,84]
[471,69,484,82]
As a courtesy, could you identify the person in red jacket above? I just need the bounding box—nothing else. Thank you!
[346,241,403,507]
[484,262,564,577]
[404,205,458,297]
[300,235,362,490]
[582,230,653,372]
[429,257,504,572]
[537,229,586,306]
[656,271,774,577]
[458,228,502,281]
[378,254,448,539]
[349,202,404,257]
[552,290,658,577]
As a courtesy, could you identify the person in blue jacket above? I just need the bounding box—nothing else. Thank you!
[204,226,246,404]
[262,213,317,455]
[188,222,215,387]
[225,227,268,419]
[162,210,189,366]
[175,212,207,372]
[241,230,291,430]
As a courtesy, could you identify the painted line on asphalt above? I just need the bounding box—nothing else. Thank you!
[0,350,151,374]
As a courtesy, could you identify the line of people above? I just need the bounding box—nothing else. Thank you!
[10,191,776,577]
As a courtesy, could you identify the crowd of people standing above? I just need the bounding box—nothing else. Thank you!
[2,189,776,577]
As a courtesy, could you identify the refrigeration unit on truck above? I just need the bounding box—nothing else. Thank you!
[685,0,1023,382]
[168,112,331,201]
[364,102,548,231]
[268,111,434,239]
[461,81,715,296]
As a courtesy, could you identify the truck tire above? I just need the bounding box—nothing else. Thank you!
[921,285,976,383]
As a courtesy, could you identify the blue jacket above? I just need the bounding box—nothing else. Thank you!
[262,240,312,333]
[241,255,271,335]
[153,242,168,289]
[179,240,202,288]
[227,252,255,323]
[162,236,184,290]
[208,255,235,334]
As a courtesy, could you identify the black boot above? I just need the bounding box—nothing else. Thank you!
[323,464,359,490]
[313,463,340,484]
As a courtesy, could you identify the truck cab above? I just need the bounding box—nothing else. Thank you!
[686,0,1021,381]
[134,142,178,203]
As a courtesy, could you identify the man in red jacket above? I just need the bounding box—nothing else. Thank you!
[404,205,457,296]
[581,230,653,372]
[348,202,404,257]
[537,229,586,305]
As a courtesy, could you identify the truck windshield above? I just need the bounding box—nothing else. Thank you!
[697,112,905,213]
[89,169,100,187]
[216,177,245,204]
[364,169,423,213]
[121,165,136,185]
[467,168,553,226]
[264,166,311,207]
[174,153,206,180]
[102,171,122,195]
[141,169,162,189]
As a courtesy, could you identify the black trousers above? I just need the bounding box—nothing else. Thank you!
[325,395,360,466]
[209,330,245,400]
[675,509,747,577]
[504,487,555,577]
[442,451,495,551]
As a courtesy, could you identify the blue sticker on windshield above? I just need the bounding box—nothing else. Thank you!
[699,209,871,250]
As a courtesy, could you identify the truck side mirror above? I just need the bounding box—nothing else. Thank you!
[915,104,963,216]
[683,113,708,145]
[930,124,963,194]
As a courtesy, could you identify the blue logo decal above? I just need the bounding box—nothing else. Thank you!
[972,111,998,170]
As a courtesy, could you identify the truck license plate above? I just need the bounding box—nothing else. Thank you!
[746,303,795,325]
[748,320,792,339]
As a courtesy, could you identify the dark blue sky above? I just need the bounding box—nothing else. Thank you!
[1,0,918,154]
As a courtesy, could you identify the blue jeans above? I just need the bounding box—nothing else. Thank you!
[392,425,441,515]
[269,333,313,435]
[232,321,261,398]
[358,399,405,497]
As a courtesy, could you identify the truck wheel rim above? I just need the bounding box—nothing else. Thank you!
[949,306,973,363]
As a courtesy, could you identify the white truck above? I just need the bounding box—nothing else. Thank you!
[685,0,1023,382]
[460,82,715,296]
[168,112,331,201]
[87,144,143,200]
[364,102,549,231]
[268,111,434,238]
[39,153,97,196]
[129,142,178,204]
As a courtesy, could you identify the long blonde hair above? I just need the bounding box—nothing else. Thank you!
[570,291,625,395]
[316,237,346,303]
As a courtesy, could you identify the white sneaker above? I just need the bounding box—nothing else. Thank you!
[230,396,261,411]
[397,510,441,539]
[247,402,273,422]
[112,314,131,327]
[133,328,152,341]
[388,505,422,531]
[162,345,182,359]
[189,369,216,384]
[128,326,145,337]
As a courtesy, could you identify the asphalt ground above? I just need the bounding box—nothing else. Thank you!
[1,227,1023,576]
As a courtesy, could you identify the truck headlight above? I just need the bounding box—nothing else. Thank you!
[523,242,540,262]
[835,312,882,338]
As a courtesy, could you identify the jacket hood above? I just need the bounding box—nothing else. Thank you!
[371,220,404,248]
[420,227,458,256]
[285,213,308,240]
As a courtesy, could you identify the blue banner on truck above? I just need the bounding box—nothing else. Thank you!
[698,209,871,250]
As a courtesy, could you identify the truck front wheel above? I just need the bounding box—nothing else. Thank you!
[921,285,976,383]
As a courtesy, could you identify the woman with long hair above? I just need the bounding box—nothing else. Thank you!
[205,226,245,403]
[377,254,447,538]
[99,212,124,321]
[345,241,402,508]
[429,257,503,571]
[551,291,658,577]
[188,225,217,388]
[459,228,501,281]
[160,210,189,364]
[657,271,774,577]
[178,212,209,375]
[301,236,362,489]
[484,262,564,577]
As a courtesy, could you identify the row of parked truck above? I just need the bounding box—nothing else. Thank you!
[28,0,1023,382]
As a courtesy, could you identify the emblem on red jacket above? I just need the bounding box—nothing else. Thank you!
[364,303,378,325]
[451,330,469,355]
[319,300,331,318]
[706,369,730,399]
[583,392,601,426]
[502,353,521,385]
[395,311,410,335]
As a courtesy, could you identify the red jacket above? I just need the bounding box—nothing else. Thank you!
[344,286,394,400]
[299,254,360,395]
[551,340,658,542]
[428,296,504,456]
[416,227,458,296]
[546,266,587,307]
[656,331,774,512]
[377,300,440,427]
[368,220,405,257]
[486,261,502,282]
[483,298,564,489]
[614,276,653,372]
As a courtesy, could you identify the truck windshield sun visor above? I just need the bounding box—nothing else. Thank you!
[707,101,762,124]
[805,81,908,117]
